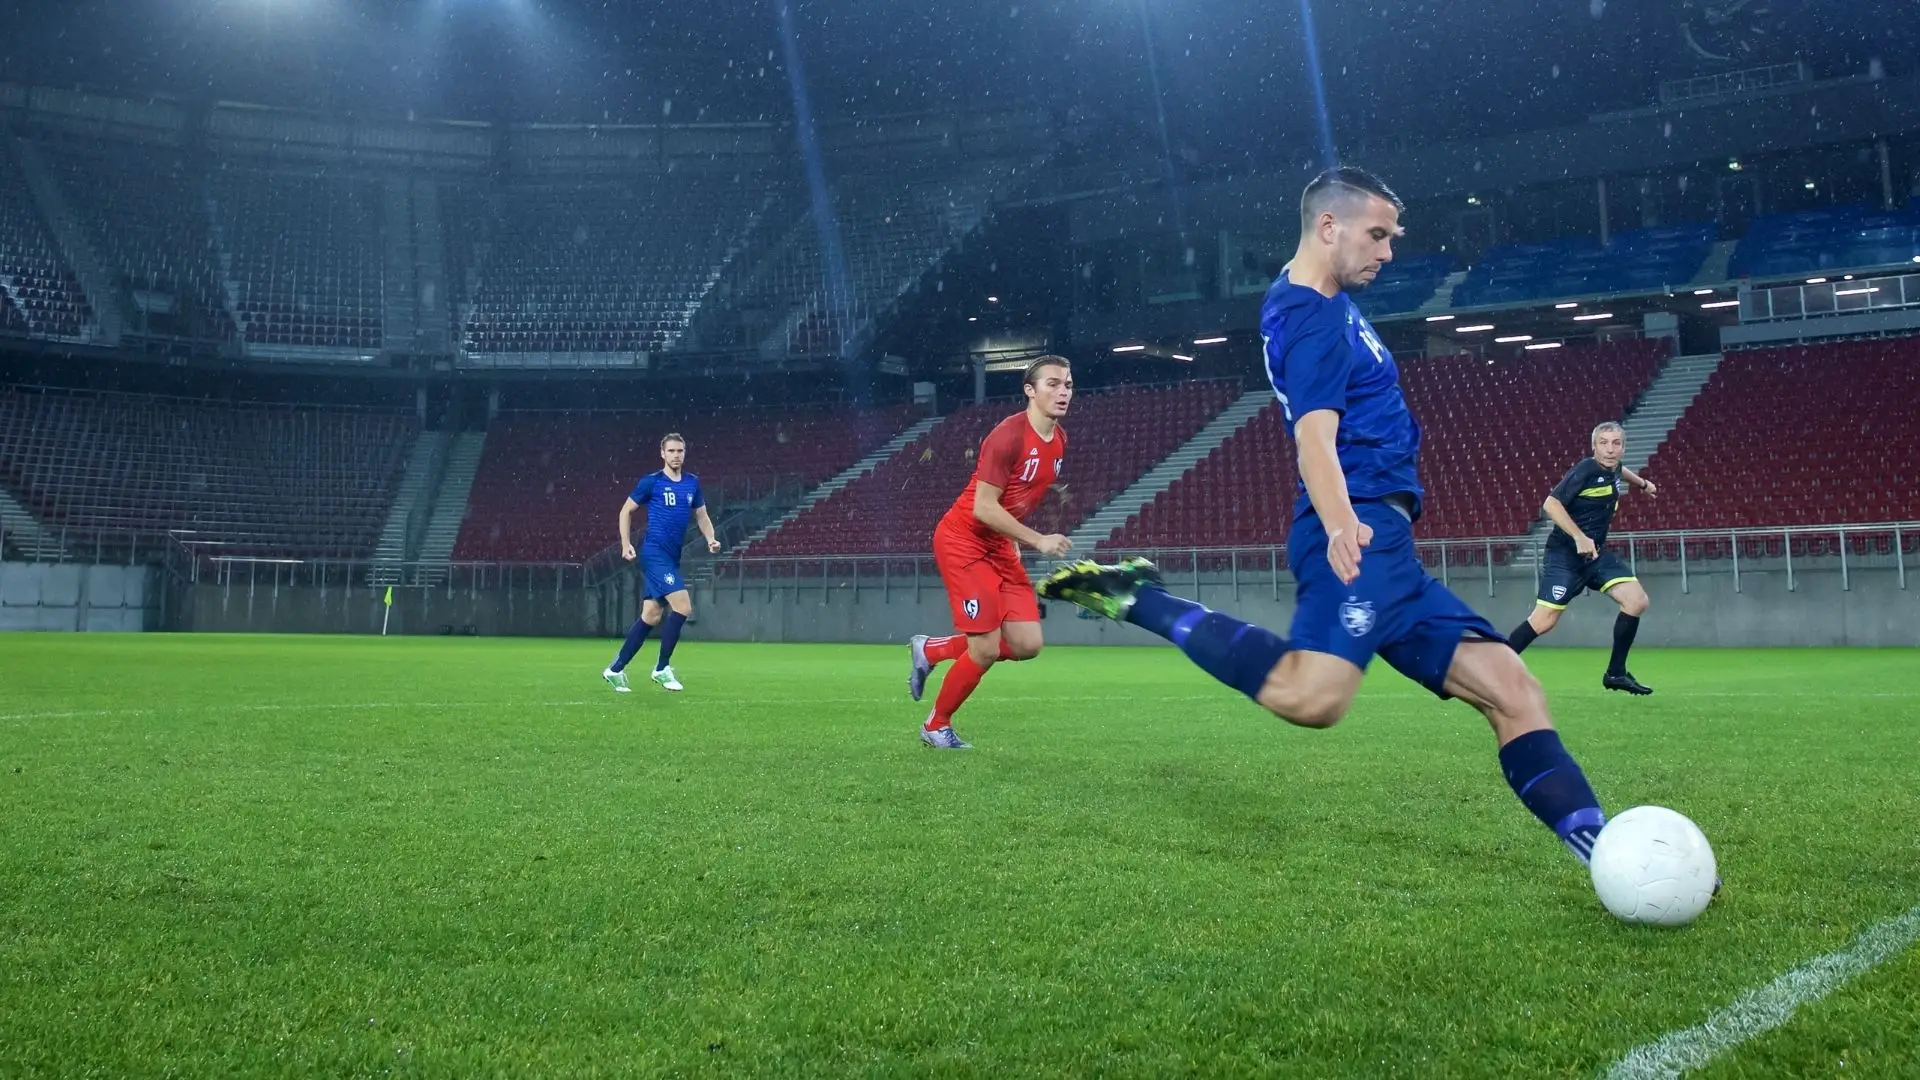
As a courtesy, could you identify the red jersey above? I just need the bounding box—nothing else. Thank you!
[936,411,1066,551]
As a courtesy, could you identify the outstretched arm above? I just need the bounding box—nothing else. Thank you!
[1542,496,1596,557]
[1619,466,1656,497]
[694,505,720,553]
[973,483,1070,557]
[618,498,639,560]
[1294,409,1369,585]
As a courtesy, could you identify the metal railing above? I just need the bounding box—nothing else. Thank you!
[711,521,1917,602]
[1740,269,1920,324]
[163,535,590,595]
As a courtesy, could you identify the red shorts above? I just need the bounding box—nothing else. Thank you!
[932,525,1038,634]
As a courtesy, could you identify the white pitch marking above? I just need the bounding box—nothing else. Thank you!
[1602,902,1920,1079]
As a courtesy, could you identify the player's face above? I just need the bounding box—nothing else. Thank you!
[661,440,686,471]
[1331,195,1403,291]
[1026,366,1073,419]
[1593,429,1624,468]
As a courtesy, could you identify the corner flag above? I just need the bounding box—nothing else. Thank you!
[383,586,394,607]
[381,585,394,636]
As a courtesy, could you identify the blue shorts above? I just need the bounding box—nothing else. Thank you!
[640,548,687,600]
[1288,500,1504,699]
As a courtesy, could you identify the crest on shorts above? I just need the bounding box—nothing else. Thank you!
[666,573,677,587]
[963,598,980,619]
[1339,597,1375,637]
[1550,584,1567,601]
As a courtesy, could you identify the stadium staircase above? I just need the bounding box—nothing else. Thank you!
[0,486,63,561]
[418,432,486,569]
[1518,351,1725,562]
[731,415,942,554]
[1415,269,1468,314]
[8,138,121,345]
[379,179,418,354]
[1065,388,1273,551]
[370,430,445,565]
[1690,240,1737,285]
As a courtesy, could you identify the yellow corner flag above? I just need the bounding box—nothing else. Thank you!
[383,586,393,607]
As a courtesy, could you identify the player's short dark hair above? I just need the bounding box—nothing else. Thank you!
[1300,166,1404,231]
[1023,354,1071,386]
[660,432,686,449]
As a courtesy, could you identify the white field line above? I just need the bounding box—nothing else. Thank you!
[1603,902,1920,1079]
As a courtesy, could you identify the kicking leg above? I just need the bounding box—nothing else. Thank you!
[1040,559,1360,728]
[1601,580,1652,695]
[1444,639,1606,864]
[1506,602,1562,654]
[650,591,694,691]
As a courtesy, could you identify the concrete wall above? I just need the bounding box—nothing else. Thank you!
[691,562,1920,648]
[0,562,153,631]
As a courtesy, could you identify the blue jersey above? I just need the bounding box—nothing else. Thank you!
[628,470,704,554]
[1261,270,1424,518]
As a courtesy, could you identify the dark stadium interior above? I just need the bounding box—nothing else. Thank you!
[2,0,1917,572]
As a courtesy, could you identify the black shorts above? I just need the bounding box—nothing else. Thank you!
[1536,548,1636,609]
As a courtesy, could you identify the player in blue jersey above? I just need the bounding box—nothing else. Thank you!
[602,432,721,693]
[1041,168,1612,868]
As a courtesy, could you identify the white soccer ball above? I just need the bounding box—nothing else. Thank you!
[1589,805,1718,926]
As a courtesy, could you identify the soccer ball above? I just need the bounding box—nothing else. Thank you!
[1588,805,1717,926]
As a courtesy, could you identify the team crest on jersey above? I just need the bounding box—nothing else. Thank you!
[1551,585,1567,602]
[963,598,980,619]
[1339,597,1375,637]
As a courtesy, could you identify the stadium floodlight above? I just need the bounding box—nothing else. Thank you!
[1172,353,1194,362]
[987,296,1000,303]
[1693,288,1715,295]
[1456,324,1495,332]
[1112,344,1148,353]
[1191,336,1228,345]
[1700,300,1740,309]
[1806,277,1828,284]
[1424,315,1454,322]
[1834,287,1879,296]
[1525,342,1564,351]
[1554,302,1578,309]
[967,316,978,322]
[1912,256,1920,264]
[1494,334,1533,343]
[1573,312,1613,321]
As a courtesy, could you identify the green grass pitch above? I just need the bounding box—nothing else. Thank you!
[2,636,1916,1077]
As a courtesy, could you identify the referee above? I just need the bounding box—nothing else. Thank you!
[1508,421,1656,695]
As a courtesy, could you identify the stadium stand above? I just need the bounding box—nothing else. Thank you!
[743,381,1242,556]
[741,168,1011,358]
[1616,337,1920,535]
[0,387,415,557]
[1355,251,1455,317]
[1450,225,1715,308]
[453,405,920,562]
[1097,340,1669,551]
[455,176,774,361]
[1729,205,1920,279]
[207,168,385,352]
[0,150,92,340]
[38,139,232,342]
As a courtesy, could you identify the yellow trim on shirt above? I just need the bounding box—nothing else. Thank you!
[1577,484,1616,499]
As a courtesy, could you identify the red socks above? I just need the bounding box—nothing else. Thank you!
[924,634,968,663]
[928,653,989,730]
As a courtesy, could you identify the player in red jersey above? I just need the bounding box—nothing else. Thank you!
[907,355,1075,748]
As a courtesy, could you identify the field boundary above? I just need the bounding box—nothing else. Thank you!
[1602,902,1920,1079]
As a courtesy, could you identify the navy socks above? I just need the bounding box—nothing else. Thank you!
[611,616,653,673]
[1498,729,1606,864]
[1126,587,1291,701]
[655,611,688,671]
